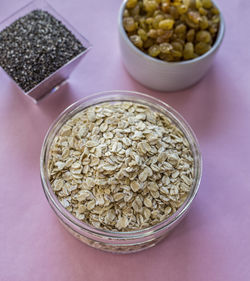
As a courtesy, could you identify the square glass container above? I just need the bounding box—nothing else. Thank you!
[0,0,91,102]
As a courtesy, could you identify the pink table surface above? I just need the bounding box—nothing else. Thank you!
[1,0,250,280]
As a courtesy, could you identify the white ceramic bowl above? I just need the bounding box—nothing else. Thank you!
[118,1,225,92]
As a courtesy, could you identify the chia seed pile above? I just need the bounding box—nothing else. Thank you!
[0,10,86,92]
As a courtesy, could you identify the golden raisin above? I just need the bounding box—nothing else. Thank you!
[201,0,213,9]
[126,0,138,9]
[200,16,209,29]
[143,0,159,13]
[131,4,141,16]
[177,4,188,14]
[172,41,183,52]
[161,2,170,13]
[153,14,165,28]
[175,23,187,34]
[123,9,130,17]
[186,29,195,42]
[159,19,175,30]
[211,7,220,15]
[148,44,161,56]
[146,17,154,25]
[183,42,194,59]
[123,17,137,32]
[156,30,173,43]
[171,49,182,58]
[196,30,212,43]
[138,28,148,40]
[199,7,208,15]
[130,35,143,48]
[148,29,158,38]
[188,11,201,24]
[195,42,210,55]
[195,0,202,9]
[159,42,173,53]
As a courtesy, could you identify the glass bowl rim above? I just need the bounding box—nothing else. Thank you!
[40,90,202,239]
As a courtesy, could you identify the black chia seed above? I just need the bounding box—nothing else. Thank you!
[0,10,86,92]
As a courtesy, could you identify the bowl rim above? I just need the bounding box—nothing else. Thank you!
[118,0,225,66]
[40,90,202,239]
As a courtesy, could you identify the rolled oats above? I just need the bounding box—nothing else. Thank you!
[48,102,194,232]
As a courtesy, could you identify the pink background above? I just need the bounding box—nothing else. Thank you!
[1,0,250,280]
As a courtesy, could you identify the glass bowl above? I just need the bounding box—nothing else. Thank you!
[40,90,202,253]
[0,0,91,102]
